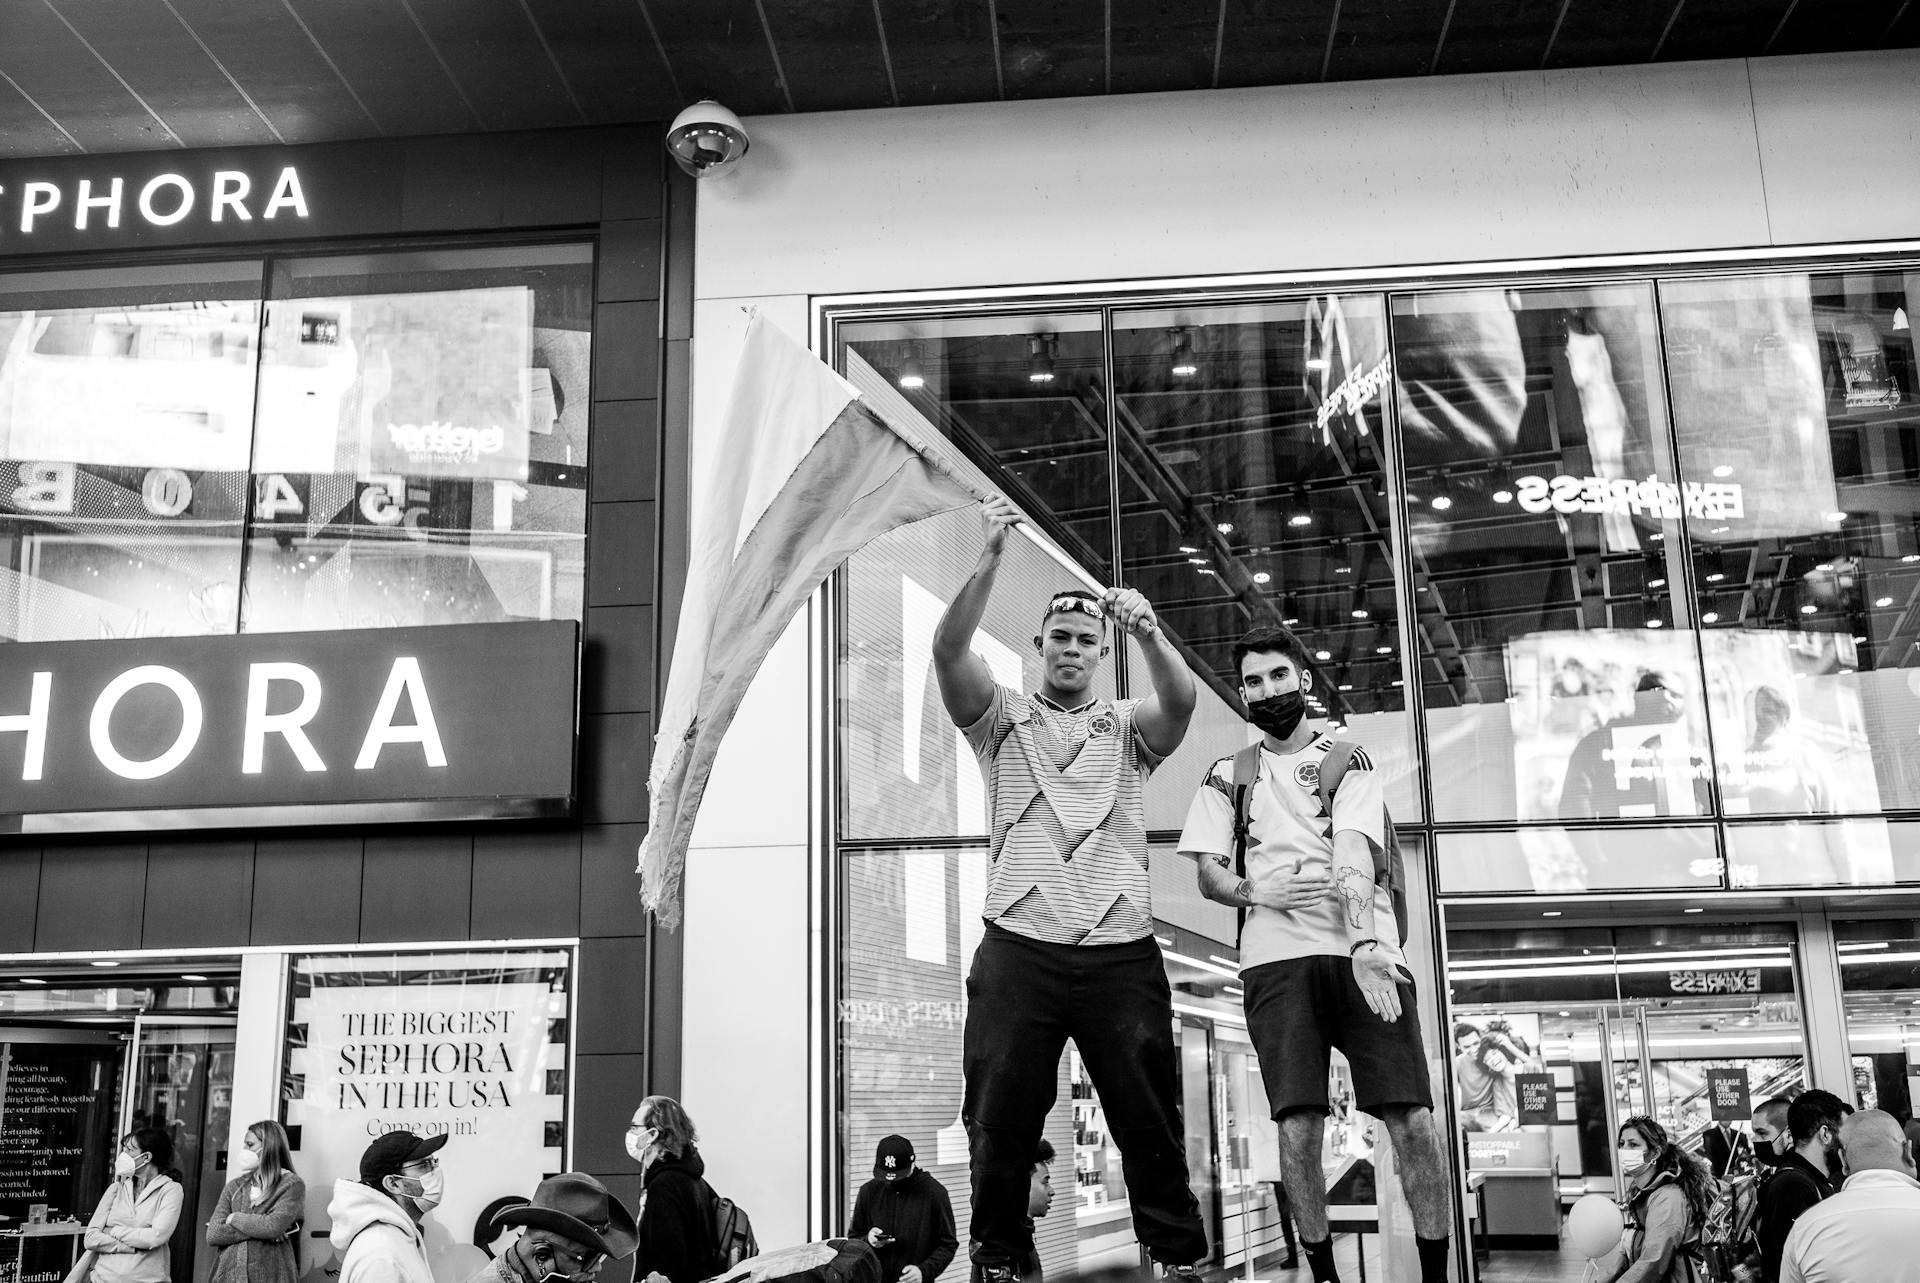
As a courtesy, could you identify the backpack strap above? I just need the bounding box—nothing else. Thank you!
[1317,740,1409,945]
[1229,743,1261,948]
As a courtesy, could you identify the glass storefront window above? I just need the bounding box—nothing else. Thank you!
[1391,284,1706,825]
[1446,921,1806,1268]
[243,245,594,633]
[1663,269,1920,823]
[1435,825,1722,894]
[1,263,263,642]
[1835,917,1920,1118]
[1111,299,1419,823]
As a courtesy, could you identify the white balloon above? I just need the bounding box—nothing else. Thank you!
[1566,1193,1625,1260]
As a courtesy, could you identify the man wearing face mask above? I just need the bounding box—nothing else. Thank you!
[467,1174,638,1283]
[327,1130,448,1283]
[1180,626,1451,1283]
[1756,1091,1850,1283]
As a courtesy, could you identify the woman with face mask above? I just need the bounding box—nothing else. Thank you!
[627,1096,717,1283]
[82,1127,186,1283]
[205,1120,306,1283]
[1593,1116,1717,1283]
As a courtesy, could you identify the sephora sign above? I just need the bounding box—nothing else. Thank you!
[0,622,576,832]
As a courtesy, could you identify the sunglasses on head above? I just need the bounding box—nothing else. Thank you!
[1047,595,1103,619]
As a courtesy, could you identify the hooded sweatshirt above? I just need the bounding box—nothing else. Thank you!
[327,1178,434,1283]
[638,1146,719,1283]
[846,1170,958,1283]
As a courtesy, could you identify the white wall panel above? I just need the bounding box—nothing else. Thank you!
[696,59,1799,299]
[1751,51,1920,247]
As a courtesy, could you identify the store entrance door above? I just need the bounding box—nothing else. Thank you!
[121,1017,237,1283]
[1445,917,1807,1283]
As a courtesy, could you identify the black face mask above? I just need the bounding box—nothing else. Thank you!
[1754,1141,1786,1169]
[1246,690,1307,740]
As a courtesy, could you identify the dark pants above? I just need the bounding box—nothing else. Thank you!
[963,923,1207,1270]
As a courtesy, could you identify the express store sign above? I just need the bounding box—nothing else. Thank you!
[0,621,576,832]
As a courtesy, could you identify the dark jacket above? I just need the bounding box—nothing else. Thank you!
[205,1170,306,1283]
[1596,1166,1701,1283]
[1756,1151,1836,1283]
[846,1170,958,1283]
[639,1147,719,1283]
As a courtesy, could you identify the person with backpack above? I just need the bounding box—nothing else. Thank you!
[1755,1092,1850,1283]
[629,1096,719,1283]
[847,1135,957,1283]
[1179,625,1451,1283]
[1596,1116,1717,1283]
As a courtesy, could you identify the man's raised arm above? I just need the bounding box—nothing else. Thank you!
[1104,587,1195,758]
[933,495,1021,728]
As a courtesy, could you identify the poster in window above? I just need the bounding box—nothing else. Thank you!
[254,287,535,480]
[282,950,569,1283]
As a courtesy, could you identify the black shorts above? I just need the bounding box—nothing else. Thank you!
[1241,954,1434,1119]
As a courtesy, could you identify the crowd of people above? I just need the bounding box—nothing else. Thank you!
[67,496,1920,1283]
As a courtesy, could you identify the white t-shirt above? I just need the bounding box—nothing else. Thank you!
[1780,1168,1920,1283]
[1176,733,1403,972]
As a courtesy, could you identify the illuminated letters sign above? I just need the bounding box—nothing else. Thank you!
[0,621,576,832]
[0,145,403,253]
[1514,473,1745,521]
[1668,968,1761,995]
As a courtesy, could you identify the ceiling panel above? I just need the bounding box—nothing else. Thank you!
[646,0,789,114]
[0,75,81,155]
[1656,0,1787,61]
[0,0,1913,161]
[1107,0,1221,94]
[760,0,896,111]
[874,0,1000,107]
[1432,0,1561,76]
[1323,0,1452,80]
[1218,0,1338,88]
[46,0,279,148]
[995,0,1106,101]
[0,2,179,152]
[406,0,584,130]
[279,0,478,137]
[1771,0,1904,54]
[167,0,379,141]
[1546,0,1674,68]
[529,0,680,121]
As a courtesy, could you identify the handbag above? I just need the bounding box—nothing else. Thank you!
[62,1249,97,1283]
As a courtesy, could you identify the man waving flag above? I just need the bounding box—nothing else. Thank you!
[638,315,980,926]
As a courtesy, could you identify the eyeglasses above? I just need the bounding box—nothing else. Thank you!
[401,1156,439,1175]
[1046,595,1103,619]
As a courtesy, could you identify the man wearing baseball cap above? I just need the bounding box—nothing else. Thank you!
[326,1129,448,1283]
[847,1135,957,1283]
[466,1173,638,1283]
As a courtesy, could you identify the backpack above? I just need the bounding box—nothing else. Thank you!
[1229,739,1408,946]
[706,1181,760,1276]
[1697,1170,1761,1283]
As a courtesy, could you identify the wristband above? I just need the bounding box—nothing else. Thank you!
[1349,939,1381,956]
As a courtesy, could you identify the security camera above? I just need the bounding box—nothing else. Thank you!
[665,100,749,178]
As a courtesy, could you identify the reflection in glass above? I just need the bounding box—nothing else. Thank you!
[1835,918,1920,1117]
[1390,285,1703,824]
[1435,826,1720,894]
[1446,921,1806,1244]
[0,263,262,641]
[1111,298,1417,820]
[241,245,592,632]
[1664,270,1920,815]
[1724,817,1920,888]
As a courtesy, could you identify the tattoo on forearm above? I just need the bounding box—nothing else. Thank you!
[1335,866,1370,930]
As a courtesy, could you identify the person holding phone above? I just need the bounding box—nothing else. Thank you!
[847,1136,957,1283]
